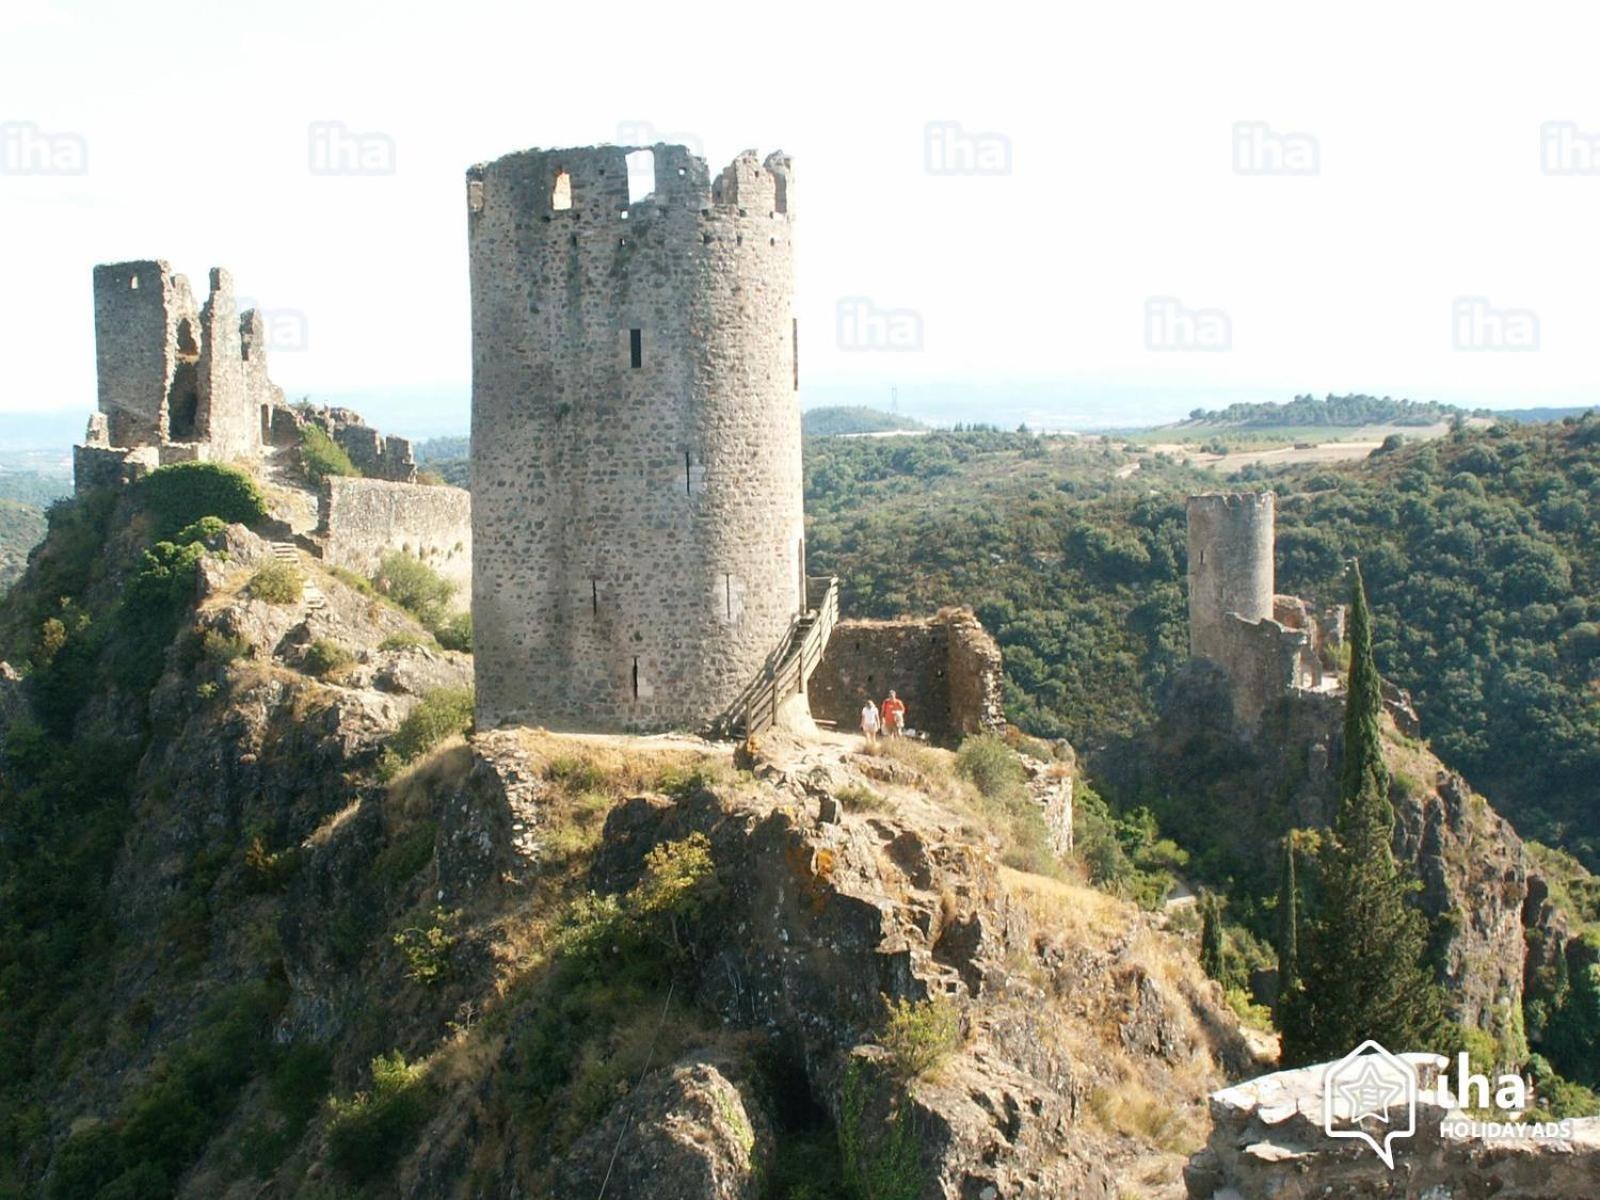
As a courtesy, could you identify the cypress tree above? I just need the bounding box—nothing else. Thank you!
[1281,561,1448,1065]
[1274,836,1301,1021]
[1200,891,1226,982]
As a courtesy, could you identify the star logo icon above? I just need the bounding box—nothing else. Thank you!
[1331,1056,1408,1123]
[1322,1039,1419,1169]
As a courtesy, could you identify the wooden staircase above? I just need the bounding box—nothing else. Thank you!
[715,576,840,740]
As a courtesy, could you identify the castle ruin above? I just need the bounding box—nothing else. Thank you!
[74,259,472,605]
[1186,492,1341,727]
[76,261,283,489]
[467,144,811,733]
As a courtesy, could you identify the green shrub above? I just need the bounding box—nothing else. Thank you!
[373,553,455,628]
[393,908,458,986]
[879,995,961,1080]
[836,784,888,813]
[303,638,353,676]
[299,425,360,482]
[434,610,472,652]
[386,687,474,766]
[378,631,432,652]
[325,1052,432,1183]
[138,462,267,537]
[955,734,1027,803]
[838,1062,923,1200]
[201,629,251,663]
[249,560,303,605]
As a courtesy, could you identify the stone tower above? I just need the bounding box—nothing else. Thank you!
[80,261,280,490]
[1186,492,1275,664]
[466,143,805,733]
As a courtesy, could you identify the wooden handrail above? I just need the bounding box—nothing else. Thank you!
[715,575,840,739]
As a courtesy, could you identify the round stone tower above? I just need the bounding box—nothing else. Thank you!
[1186,492,1275,662]
[466,143,804,732]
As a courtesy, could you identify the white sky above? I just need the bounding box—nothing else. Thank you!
[3,0,1599,430]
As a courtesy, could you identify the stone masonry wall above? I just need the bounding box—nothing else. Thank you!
[468,144,803,733]
[318,478,472,610]
[1187,492,1274,663]
[85,259,273,481]
[808,609,1005,746]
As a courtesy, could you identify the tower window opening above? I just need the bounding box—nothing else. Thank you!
[632,656,640,699]
[551,170,572,211]
[626,149,656,204]
[129,276,140,290]
[591,578,598,616]
[725,573,733,619]
[684,451,692,496]
[630,328,643,368]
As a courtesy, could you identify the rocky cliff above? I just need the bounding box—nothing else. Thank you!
[0,489,1267,1199]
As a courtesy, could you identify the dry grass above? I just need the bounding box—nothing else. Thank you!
[387,739,474,823]
[1002,866,1130,943]
[1086,1077,1206,1155]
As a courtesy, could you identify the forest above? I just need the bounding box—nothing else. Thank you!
[804,416,1600,869]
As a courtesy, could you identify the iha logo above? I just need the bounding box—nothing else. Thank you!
[1144,297,1231,352]
[1323,1041,1575,1170]
[924,121,1012,176]
[308,121,396,176]
[1452,297,1539,352]
[1322,1041,1418,1169]
[0,121,87,175]
[1232,121,1320,176]
[836,297,923,352]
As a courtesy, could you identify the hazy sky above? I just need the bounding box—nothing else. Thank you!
[3,0,1599,430]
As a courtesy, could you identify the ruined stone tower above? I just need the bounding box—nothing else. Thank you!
[1186,492,1276,663]
[1187,492,1339,727]
[78,261,283,489]
[466,144,804,732]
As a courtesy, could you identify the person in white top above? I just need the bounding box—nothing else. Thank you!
[860,697,881,744]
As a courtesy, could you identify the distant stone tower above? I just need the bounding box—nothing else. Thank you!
[1187,492,1275,663]
[466,144,805,732]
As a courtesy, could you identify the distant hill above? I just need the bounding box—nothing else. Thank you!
[1493,406,1600,424]
[1175,394,1479,429]
[0,499,46,591]
[802,406,926,437]
[0,470,71,508]
[414,435,469,462]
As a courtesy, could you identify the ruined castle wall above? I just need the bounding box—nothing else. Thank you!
[1212,612,1318,727]
[467,144,803,732]
[318,478,472,609]
[93,261,188,447]
[190,267,260,461]
[1187,492,1275,664]
[808,610,1005,745]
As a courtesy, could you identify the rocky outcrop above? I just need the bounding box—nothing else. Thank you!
[553,1058,773,1200]
[1186,1058,1600,1199]
[1100,662,1569,1053]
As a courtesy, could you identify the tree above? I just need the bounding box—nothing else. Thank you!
[1275,836,1301,1021]
[1200,891,1226,981]
[1281,561,1448,1065]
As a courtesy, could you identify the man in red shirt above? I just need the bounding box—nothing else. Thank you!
[881,690,907,738]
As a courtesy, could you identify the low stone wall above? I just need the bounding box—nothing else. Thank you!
[809,608,1005,746]
[1187,1056,1600,1199]
[318,478,471,609]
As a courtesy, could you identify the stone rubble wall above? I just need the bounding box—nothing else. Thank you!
[82,259,277,488]
[467,143,803,733]
[1186,1056,1600,1199]
[807,608,1005,746]
[317,478,471,610]
[264,404,417,483]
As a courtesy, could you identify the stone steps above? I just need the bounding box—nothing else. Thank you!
[269,542,327,611]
